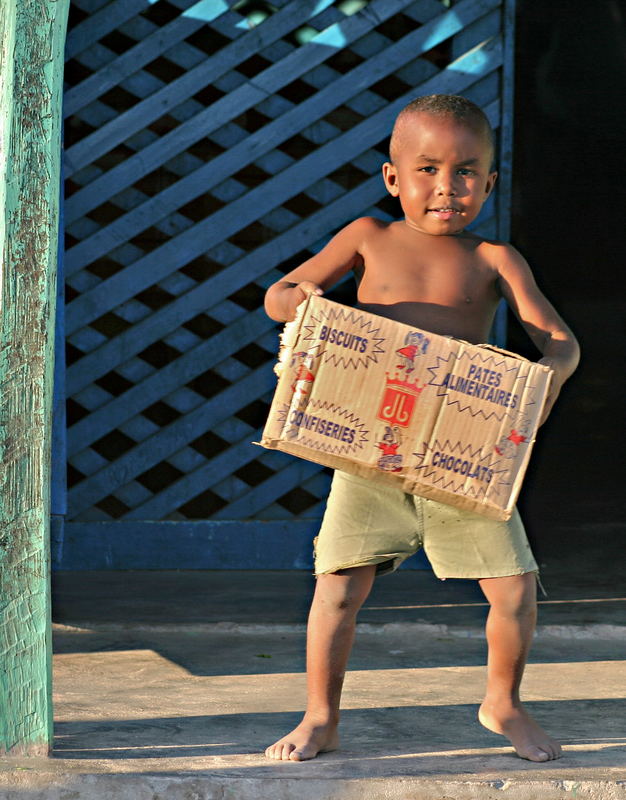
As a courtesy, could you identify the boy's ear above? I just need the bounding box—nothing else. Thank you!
[382,162,400,196]
[485,170,498,198]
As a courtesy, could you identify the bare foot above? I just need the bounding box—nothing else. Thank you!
[478,702,562,762]
[264,718,339,762]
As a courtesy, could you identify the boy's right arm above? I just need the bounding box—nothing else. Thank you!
[264,217,376,322]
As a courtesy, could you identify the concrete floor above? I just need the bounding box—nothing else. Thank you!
[1,523,625,799]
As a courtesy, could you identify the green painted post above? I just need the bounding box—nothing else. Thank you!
[0,0,69,756]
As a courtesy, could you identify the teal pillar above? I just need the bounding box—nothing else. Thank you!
[0,0,69,756]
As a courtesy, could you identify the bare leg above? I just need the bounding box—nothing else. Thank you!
[265,565,376,761]
[478,572,562,761]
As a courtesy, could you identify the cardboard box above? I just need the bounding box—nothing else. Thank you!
[259,296,552,520]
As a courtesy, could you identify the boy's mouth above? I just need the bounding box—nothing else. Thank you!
[428,207,461,220]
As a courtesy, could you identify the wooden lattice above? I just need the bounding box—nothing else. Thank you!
[58,0,515,567]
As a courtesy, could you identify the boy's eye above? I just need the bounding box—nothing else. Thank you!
[418,166,437,173]
[457,168,476,176]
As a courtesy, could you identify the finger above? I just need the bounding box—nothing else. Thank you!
[300,282,323,296]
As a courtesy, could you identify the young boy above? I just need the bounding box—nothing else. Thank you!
[263,95,579,763]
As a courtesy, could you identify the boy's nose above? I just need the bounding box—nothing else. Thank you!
[437,178,457,196]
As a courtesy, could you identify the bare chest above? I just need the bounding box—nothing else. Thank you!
[356,239,497,307]
[354,230,501,341]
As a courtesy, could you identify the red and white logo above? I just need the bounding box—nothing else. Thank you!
[377,373,425,428]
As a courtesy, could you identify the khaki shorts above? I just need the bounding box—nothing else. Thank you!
[314,470,538,579]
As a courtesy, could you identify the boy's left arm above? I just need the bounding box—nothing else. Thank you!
[496,245,580,425]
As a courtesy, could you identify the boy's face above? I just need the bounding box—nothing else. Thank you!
[382,112,497,236]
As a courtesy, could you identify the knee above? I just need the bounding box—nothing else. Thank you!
[315,568,374,615]
[483,573,537,619]
[504,591,537,621]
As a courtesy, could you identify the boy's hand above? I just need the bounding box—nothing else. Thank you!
[282,281,323,321]
[537,357,567,426]
[264,218,372,322]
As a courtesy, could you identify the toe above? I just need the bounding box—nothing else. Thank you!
[541,741,561,761]
[281,743,295,761]
[529,747,550,762]
[265,742,290,760]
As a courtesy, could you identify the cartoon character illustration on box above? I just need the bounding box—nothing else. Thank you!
[376,425,404,472]
[396,331,431,373]
[495,417,533,459]
[290,350,315,396]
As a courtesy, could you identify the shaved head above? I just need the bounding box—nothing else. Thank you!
[389,95,495,168]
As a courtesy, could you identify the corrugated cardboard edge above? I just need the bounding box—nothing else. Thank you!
[273,297,310,378]
[500,364,553,512]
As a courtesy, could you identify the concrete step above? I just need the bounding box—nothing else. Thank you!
[1,621,624,799]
